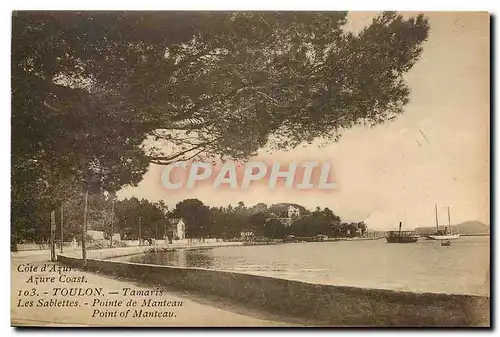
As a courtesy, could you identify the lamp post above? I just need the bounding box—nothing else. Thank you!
[50,211,56,262]
[82,189,89,265]
[155,222,158,245]
[60,204,64,253]
[110,199,115,248]
[138,216,142,246]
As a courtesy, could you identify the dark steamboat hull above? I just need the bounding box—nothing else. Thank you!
[386,236,419,243]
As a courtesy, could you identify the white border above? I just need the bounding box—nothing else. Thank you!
[2,1,497,336]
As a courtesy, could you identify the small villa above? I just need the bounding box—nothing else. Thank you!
[167,218,186,240]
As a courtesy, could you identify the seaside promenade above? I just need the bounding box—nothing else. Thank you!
[12,241,490,327]
[11,248,296,327]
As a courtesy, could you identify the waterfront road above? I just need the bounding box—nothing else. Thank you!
[11,251,299,327]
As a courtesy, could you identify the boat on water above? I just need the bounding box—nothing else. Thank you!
[386,222,419,243]
[425,205,461,241]
[441,240,452,246]
[426,232,460,240]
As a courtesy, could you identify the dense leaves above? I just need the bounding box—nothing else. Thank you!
[114,197,168,240]
[12,11,428,244]
[171,199,366,240]
[171,198,211,238]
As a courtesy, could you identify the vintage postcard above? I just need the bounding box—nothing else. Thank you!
[11,11,490,327]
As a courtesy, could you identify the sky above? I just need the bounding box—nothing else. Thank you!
[118,11,490,230]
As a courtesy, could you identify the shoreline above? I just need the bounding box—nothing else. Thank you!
[12,242,245,261]
[111,249,490,299]
[11,237,377,260]
[11,234,489,260]
[57,254,490,326]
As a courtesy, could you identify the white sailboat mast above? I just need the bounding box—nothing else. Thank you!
[448,206,452,234]
[435,204,439,232]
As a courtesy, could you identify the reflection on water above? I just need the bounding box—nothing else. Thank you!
[126,236,490,296]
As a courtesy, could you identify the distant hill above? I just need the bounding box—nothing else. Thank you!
[413,221,490,235]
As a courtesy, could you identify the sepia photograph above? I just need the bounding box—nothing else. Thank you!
[10,10,490,327]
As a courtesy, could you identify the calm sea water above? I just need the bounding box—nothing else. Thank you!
[125,236,490,296]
